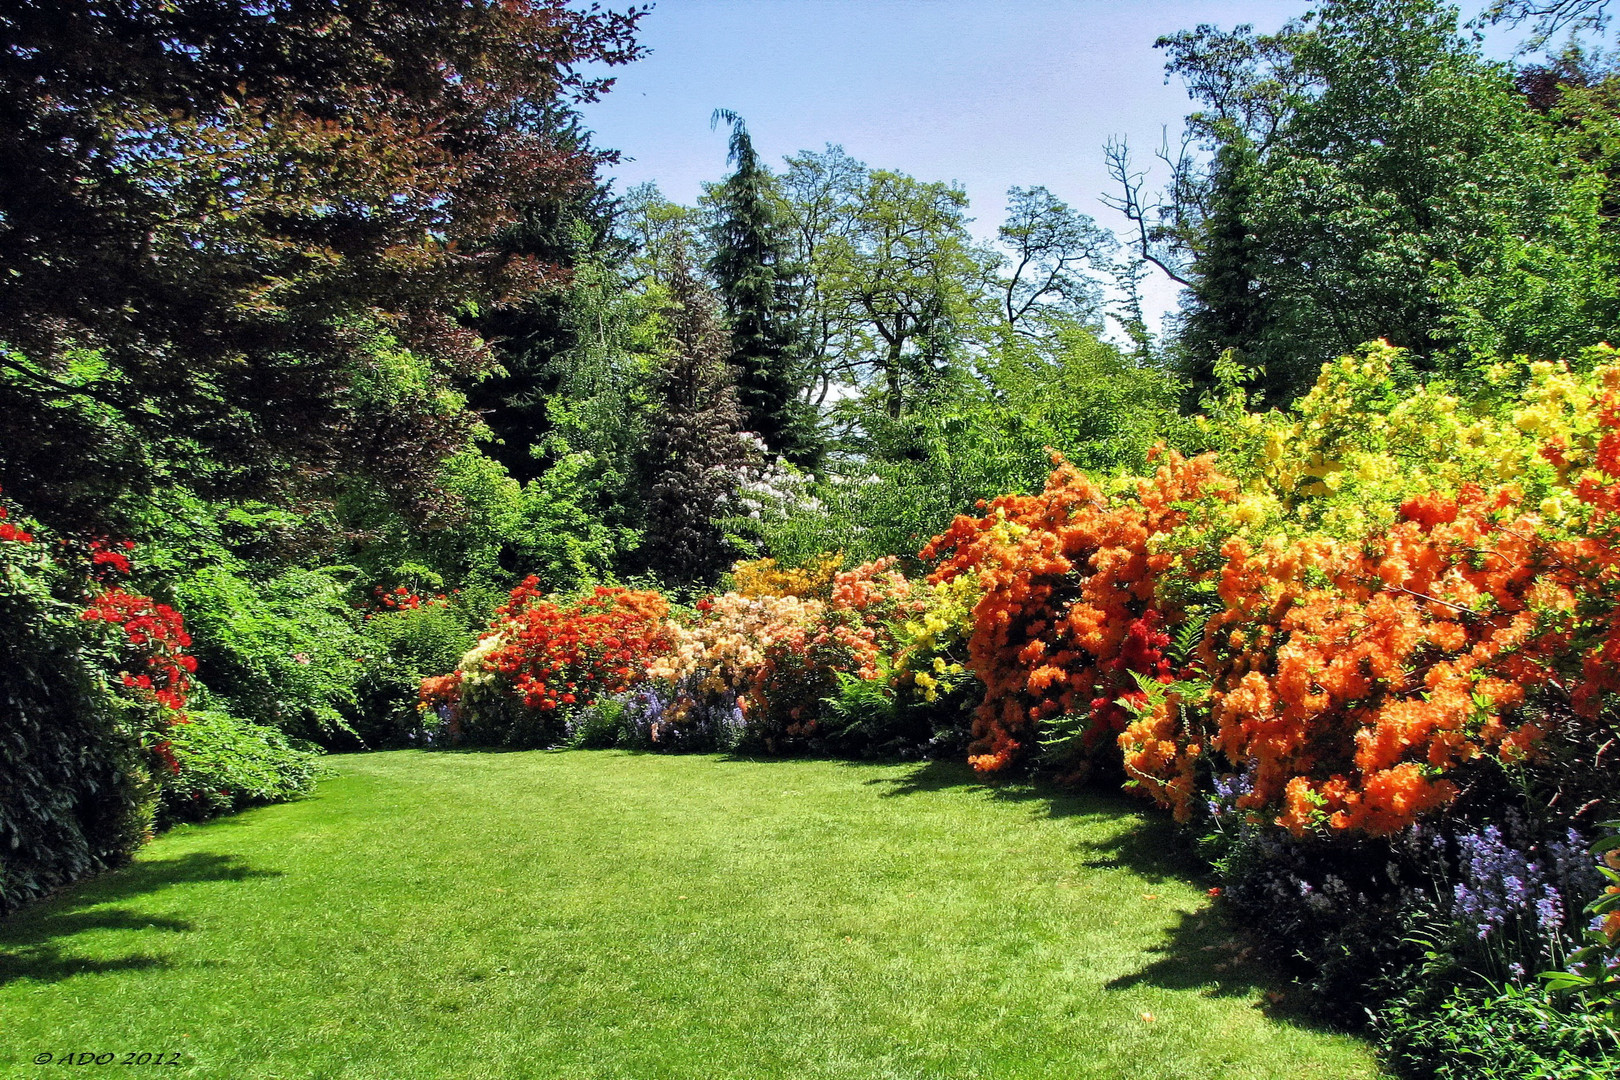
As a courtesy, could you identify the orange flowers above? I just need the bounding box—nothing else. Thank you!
[926,450,1232,775]
[917,384,1620,836]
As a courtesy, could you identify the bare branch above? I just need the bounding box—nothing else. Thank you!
[1101,137,1194,288]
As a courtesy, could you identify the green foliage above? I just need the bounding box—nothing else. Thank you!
[1543,819,1620,1023]
[820,668,911,756]
[157,710,322,827]
[1379,981,1619,1079]
[637,260,762,585]
[468,108,626,487]
[1150,0,1619,403]
[705,111,820,464]
[353,603,481,749]
[0,549,155,915]
[0,1,645,532]
[733,324,1187,565]
[565,697,636,749]
[997,185,1118,334]
[341,449,626,599]
[173,564,364,743]
[777,147,1000,422]
[517,454,640,590]
[817,662,967,759]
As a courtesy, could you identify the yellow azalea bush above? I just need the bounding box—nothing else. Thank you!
[890,572,978,704]
[1190,342,1617,540]
[729,553,842,599]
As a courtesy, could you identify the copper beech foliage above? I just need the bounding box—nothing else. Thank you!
[0,1,646,528]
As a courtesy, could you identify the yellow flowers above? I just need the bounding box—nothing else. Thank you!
[1191,343,1620,547]
[730,553,842,600]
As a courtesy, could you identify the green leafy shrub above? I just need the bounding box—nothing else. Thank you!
[157,709,322,826]
[818,661,971,759]
[1379,981,1619,1080]
[352,600,480,748]
[173,564,364,742]
[0,531,156,914]
[731,325,1187,566]
[566,696,636,749]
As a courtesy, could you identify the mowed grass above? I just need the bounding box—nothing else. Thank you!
[0,751,1379,1079]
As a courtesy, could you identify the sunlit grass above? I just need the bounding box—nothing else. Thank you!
[0,750,1379,1079]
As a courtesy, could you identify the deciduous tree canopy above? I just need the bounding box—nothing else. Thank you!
[0,0,644,529]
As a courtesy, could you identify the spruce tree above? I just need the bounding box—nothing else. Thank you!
[1174,133,1277,400]
[706,111,819,465]
[640,259,762,586]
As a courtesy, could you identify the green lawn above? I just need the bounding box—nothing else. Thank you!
[0,751,1379,1079]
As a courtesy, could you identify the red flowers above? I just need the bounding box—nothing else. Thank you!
[426,580,671,719]
[0,487,34,544]
[371,584,450,612]
[88,539,133,577]
[83,587,195,716]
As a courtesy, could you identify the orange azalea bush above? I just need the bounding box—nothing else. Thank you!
[923,451,1234,775]
[920,351,1620,841]
[1124,367,1620,837]
[1165,485,1557,833]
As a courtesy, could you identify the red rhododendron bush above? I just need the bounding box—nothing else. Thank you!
[421,579,672,745]
[0,489,321,912]
[0,500,198,781]
[430,559,936,750]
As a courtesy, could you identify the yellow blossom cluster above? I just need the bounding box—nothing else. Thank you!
[1197,342,1620,542]
[729,553,842,600]
[892,574,978,703]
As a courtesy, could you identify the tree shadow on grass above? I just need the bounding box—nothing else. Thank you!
[1106,903,1354,1034]
[861,758,1207,882]
[0,852,280,986]
[864,758,1354,1028]
[1106,904,1269,998]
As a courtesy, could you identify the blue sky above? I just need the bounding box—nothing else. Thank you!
[578,1,1516,331]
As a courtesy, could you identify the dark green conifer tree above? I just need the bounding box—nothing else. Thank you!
[1174,133,1279,400]
[639,258,761,586]
[705,110,819,466]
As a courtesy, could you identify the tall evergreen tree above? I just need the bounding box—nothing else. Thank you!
[705,110,818,465]
[1173,132,1279,398]
[639,258,761,586]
